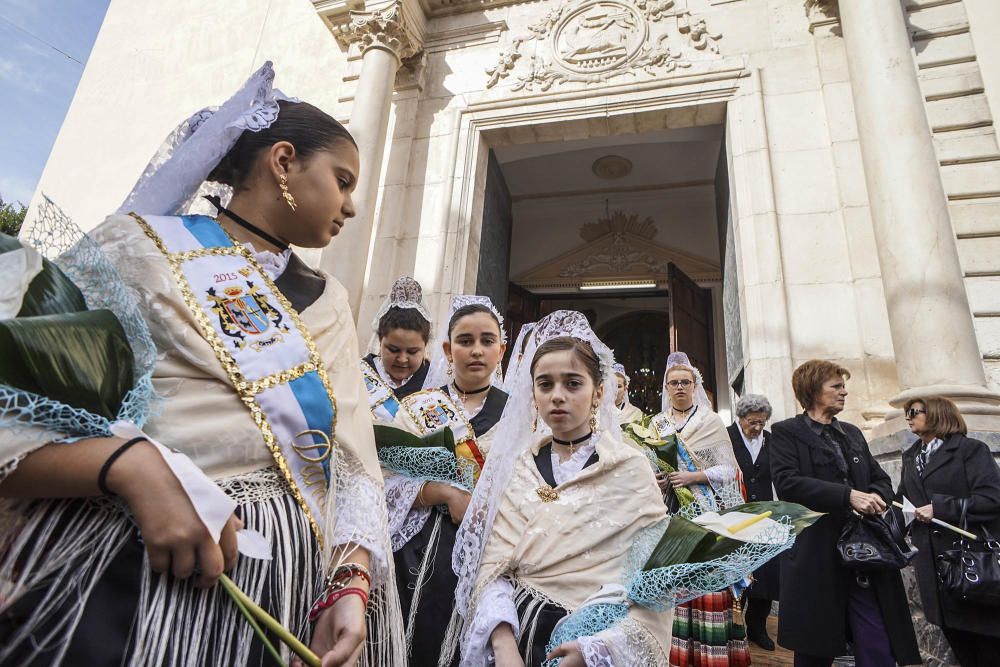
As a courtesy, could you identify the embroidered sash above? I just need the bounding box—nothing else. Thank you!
[131,213,334,544]
[401,389,485,473]
[361,361,400,423]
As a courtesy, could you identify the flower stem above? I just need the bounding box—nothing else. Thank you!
[219,574,320,667]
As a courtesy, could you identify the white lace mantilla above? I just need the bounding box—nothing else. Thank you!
[384,474,432,551]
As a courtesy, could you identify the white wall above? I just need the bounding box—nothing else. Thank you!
[27,0,348,232]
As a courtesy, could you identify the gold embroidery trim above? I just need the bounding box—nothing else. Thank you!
[361,361,395,411]
[401,388,476,442]
[130,213,336,547]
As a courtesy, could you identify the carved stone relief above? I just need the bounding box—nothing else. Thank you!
[485,0,722,91]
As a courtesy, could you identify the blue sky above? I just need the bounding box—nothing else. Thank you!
[0,0,109,206]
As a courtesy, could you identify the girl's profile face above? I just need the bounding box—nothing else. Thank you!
[445,312,506,389]
[283,140,359,248]
[380,328,426,382]
[532,349,601,436]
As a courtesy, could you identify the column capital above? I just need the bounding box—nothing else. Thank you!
[317,0,425,62]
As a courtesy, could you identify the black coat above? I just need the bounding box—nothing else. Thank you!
[770,414,921,663]
[727,423,779,599]
[895,434,1000,638]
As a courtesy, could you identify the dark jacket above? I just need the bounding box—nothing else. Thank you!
[896,433,1000,638]
[727,423,779,599]
[770,414,920,663]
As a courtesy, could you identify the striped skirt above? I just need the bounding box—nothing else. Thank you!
[669,589,751,667]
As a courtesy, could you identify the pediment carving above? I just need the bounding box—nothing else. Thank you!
[515,211,721,289]
[485,0,722,91]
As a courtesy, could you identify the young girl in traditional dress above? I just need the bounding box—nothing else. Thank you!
[362,276,433,402]
[613,362,644,425]
[375,296,509,665]
[650,352,750,667]
[0,63,403,666]
[452,310,673,666]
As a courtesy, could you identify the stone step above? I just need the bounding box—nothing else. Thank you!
[915,29,976,70]
[950,198,1000,237]
[927,91,993,132]
[918,60,982,100]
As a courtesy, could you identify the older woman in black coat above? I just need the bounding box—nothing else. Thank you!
[770,360,920,667]
[897,396,1000,666]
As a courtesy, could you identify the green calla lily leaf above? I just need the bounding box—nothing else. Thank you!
[373,424,456,453]
[0,310,134,420]
[642,500,824,571]
[0,233,87,316]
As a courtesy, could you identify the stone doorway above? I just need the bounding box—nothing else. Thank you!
[475,120,728,415]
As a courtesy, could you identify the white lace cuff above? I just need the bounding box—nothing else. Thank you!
[469,578,519,662]
[704,463,736,491]
[331,471,391,584]
[578,635,614,666]
[384,474,432,551]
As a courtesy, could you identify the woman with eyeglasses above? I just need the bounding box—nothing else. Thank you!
[896,396,1000,666]
[647,352,750,666]
[770,360,919,667]
[727,394,779,651]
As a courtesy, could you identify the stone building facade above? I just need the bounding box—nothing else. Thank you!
[27,1,1000,658]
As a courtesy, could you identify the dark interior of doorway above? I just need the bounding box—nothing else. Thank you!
[503,278,716,415]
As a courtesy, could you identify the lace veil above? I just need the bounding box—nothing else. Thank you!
[612,361,635,413]
[366,276,433,357]
[424,295,506,390]
[452,310,621,619]
[116,61,296,217]
[660,351,711,413]
[502,322,536,392]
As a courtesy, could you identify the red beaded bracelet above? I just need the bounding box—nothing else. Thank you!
[308,586,369,622]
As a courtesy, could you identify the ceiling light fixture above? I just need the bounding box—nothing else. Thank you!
[579,280,657,291]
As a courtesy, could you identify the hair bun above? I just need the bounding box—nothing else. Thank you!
[207,154,239,187]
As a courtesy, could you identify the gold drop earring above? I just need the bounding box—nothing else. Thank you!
[279,174,297,211]
[589,406,599,433]
[531,404,538,432]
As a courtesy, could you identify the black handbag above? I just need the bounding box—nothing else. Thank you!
[837,512,914,571]
[937,500,1000,606]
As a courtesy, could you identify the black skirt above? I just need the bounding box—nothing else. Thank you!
[394,509,461,667]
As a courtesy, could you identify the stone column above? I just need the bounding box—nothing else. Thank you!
[838,0,1000,432]
[320,1,420,314]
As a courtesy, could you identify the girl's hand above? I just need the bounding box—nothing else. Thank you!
[667,470,700,488]
[109,440,240,588]
[546,641,586,666]
[915,503,934,523]
[297,594,367,667]
[655,471,671,492]
[491,623,524,667]
[445,487,472,524]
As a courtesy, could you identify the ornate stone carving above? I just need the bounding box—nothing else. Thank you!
[349,2,420,61]
[678,10,721,54]
[484,0,722,91]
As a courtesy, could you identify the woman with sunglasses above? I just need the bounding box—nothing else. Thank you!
[647,352,749,666]
[896,396,1000,666]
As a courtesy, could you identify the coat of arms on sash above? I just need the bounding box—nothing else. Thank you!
[207,281,289,351]
[421,402,457,430]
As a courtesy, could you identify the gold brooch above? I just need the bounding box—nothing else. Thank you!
[536,485,559,503]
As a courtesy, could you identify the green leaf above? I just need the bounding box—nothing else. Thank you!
[0,233,87,316]
[642,500,824,571]
[373,424,456,452]
[721,500,825,537]
[0,310,134,419]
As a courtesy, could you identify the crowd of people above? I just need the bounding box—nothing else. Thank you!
[2,63,1000,667]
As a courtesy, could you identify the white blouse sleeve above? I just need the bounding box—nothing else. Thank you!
[704,463,736,491]
[467,577,520,661]
[383,474,432,551]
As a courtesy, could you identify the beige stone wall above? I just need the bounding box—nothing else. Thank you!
[29,0,1000,429]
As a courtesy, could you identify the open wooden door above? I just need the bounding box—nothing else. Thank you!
[667,263,717,406]
[503,283,541,371]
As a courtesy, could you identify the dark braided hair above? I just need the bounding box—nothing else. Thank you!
[207,100,356,191]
